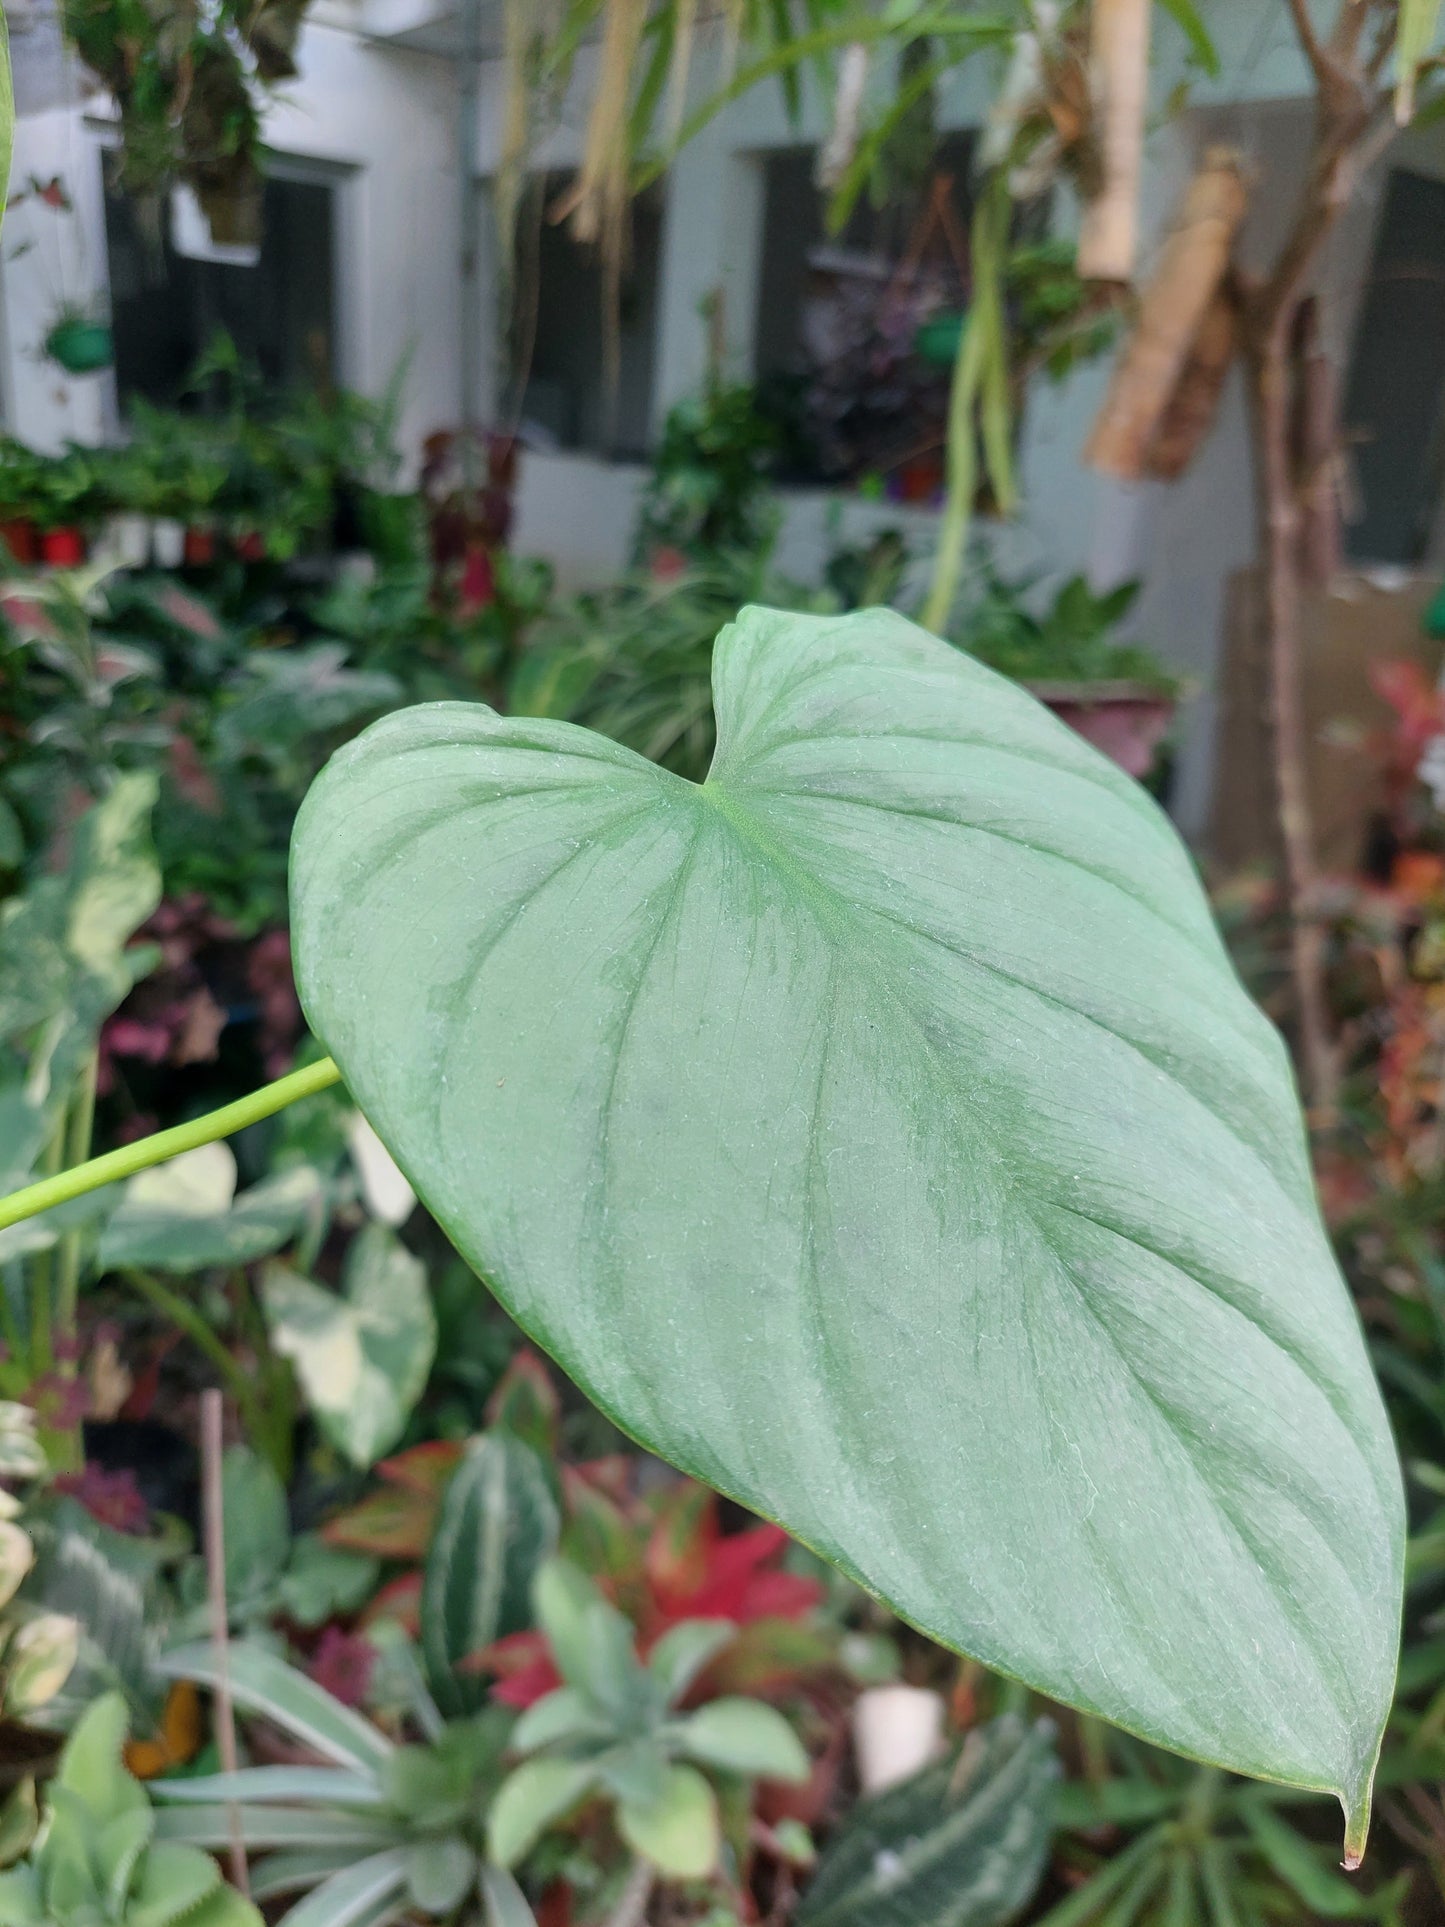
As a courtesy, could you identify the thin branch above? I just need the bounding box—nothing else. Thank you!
[1326,0,1375,67]
[1245,331,1341,1119]
[1365,6,1397,84]
[201,1389,250,1899]
[604,1859,655,1927]
[1285,0,1330,80]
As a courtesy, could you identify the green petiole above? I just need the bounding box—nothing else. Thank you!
[0,1056,344,1232]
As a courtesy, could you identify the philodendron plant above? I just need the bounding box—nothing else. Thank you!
[0,606,1405,1863]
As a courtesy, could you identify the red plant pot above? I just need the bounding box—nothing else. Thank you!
[40,526,87,566]
[233,530,266,563]
[1030,680,1177,781]
[0,518,38,564]
[183,527,217,567]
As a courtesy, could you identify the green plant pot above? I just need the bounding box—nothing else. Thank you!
[914,309,967,367]
[45,318,114,375]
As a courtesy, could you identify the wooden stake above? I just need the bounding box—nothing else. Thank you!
[201,1389,249,1898]
[1085,149,1249,479]
[1076,0,1153,284]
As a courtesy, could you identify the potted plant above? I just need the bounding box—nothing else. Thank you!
[33,446,98,565]
[91,443,157,568]
[0,439,44,563]
[154,418,227,568]
[177,432,227,566]
[958,567,1179,780]
[227,417,318,564]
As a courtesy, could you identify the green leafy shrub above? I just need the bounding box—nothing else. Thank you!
[958,568,1175,690]
[489,1558,808,1879]
[153,1644,533,1927]
[632,385,782,564]
[0,1693,262,1927]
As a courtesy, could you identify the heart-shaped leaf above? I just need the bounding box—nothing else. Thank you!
[292,605,1404,1855]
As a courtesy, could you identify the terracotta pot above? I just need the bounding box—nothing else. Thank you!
[183,527,217,567]
[39,527,86,566]
[1029,679,1177,780]
[0,519,38,564]
[891,454,944,503]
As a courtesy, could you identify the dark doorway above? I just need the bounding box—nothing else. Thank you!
[104,173,337,410]
[1342,167,1445,564]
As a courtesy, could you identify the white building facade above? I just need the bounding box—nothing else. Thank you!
[3,1,1444,835]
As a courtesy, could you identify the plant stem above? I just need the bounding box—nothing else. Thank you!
[122,1269,257,1415]
[0,1058,344,1234]
[923,172,1013,636]
[28,1108,68,1376]
[200,1388,250,1898]
[604,1859,655,1927]
[230,1266,294,1485]
[54,1049,99,1362]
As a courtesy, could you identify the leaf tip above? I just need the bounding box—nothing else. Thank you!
[1340,1786,1372,1871]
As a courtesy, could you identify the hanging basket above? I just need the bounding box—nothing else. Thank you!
[45,317,114,375]
[913,309,967,367]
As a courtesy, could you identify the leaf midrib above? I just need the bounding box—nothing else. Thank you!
[691,776,1386,1680]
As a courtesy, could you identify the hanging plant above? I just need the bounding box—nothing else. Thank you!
[44,305,114,375]
[59,0,308,245]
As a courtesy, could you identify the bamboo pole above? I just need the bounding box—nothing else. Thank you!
[1146,282,1238,480]
[1085,149,1249,479]
[1076,0,1153,284]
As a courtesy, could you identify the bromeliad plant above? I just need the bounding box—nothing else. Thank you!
[150,1644,534,1927]
[487,1558,809,1883]
[153,1426,561,1925]
[0,603,1407,1867]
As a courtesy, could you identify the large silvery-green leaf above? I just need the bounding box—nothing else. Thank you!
[291,605,1404,1856]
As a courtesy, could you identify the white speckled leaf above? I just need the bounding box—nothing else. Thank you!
[290,605,1403,1855]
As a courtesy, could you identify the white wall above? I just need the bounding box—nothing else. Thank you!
[259,21,463,467]
[0,101,115,448]
[0,16,463,466]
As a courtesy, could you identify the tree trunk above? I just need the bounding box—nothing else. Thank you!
[1244,314,1340,1120]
